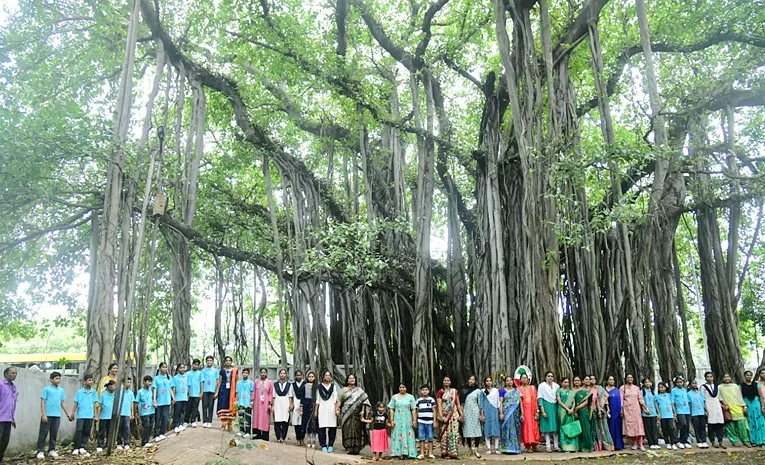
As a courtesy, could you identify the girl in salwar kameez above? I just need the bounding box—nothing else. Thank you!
[538,372,560,452]
[720,374,750,446]
[437,376,462,459]
[499,376,523,455]
[606,376,624,450]
[574,377,594,452]
[591,376,614,451]
[461,376,483,458]
[557,378,579,452]
[300,372,317,447]
[480,377,500,455]
[292,371,305,445]
[518,373,540,452]
[339,375,370,454]
[387,384,418,459]
[702,372,725,448]
[742,370,764,446]
[620,374,648,451]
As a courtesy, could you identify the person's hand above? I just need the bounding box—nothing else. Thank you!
[459,415,464,422]
[480,415,485,423]
[620,411,624,418]
[68,414,74,421]
[499,413,504,421]
[153,401,157,408]
[391,421,396,428]
[130,415,134,421]
[95,419,99,424]
[42,414,48,423]
[214,393,219,400]
[172,399,176,405]
[520,415,524,423]
[598,410,602,419]
[542,411,548,419]
[534,412,539,421]
[674,415,677,422]
[412,420,417,428]
[11,421,16,428]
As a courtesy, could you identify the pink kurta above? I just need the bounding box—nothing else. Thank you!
[251,379,274,432]
[619,385,645,437]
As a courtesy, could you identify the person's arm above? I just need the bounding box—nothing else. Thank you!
[72,401,79,421]
[499,393,505,421]
[289,386,295,411]
[437,395,444,421]
[411,400,418,427]
[171,384,177,404]
[61,398,71,420]
[153,385,158,408]
[40,397,48,422]
[456,394,464,419]
[214,373,221,399]
[519,394,525,422]
[388,403,395,428]
[94,400,101,422]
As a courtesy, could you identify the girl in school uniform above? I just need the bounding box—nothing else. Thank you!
[655,382,677,450]
[687,379,708,448]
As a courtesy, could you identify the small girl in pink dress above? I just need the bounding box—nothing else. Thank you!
[363,402,390,461]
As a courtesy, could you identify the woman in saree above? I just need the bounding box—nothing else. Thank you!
[591,375,613,451]
[387,383,418,459]
[499,376,523,454]
[436,376,462,459]
[742,370,764,446]
[339,374,370,454]
[605,375,624,450]
[574,376,594,452]
[557,378,579,452]
[460,375,483,458]
[538,372,560,452]
[215,356,238,431]
[720,373,750,446]
[518,373,539,452]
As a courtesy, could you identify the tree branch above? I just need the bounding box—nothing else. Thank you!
[0,209,93,253]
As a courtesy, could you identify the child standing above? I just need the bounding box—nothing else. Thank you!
[117,378,136,450]
[363,402,389,461]
[640,378,659,450]
[36,371,71,459]
[702,372,725,448]
[236,368,254,438]
[416,384,437,460]
[137,376,155,448]
[656,382,677,450]
[71,374,97,456]
[95,380,117,453]
[201,356,217,428]
[671,376,692,448]
[154,362,174,441]
[172,363,189,433]
[186,359,202,427]
[687,379,708,448]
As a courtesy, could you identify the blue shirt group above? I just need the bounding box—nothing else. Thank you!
[154,375,172,406]
[641,389,657,417]
[74,387,98,420]
[236,379,254,407]
[121,389,136,417]
[187,369,202,398]
[173,373,189,402]
[202,367,218,393]
[98,391,115,420]
[671,387,691,415]
[41,385,67,418]
[136,387,155,417]
[655,392,674,420]
[687,389,706,416]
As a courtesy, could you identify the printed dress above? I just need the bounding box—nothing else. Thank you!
[387,393,417,458]
[462,388,483,439]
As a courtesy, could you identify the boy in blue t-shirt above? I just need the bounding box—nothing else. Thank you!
[201,356,218,427]
[71,374,98,456]
[136,376,155,447]
[656,382,677,450]
[95,380,117,452]
[117,378,136,450]
[671,376,692,448]
[235,368,254,437]
[36,371,71,459]
[416,384,436,460]
[172,363,190,433]
[185,359,202,427]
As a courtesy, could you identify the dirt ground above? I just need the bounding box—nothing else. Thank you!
[5,423,765,465]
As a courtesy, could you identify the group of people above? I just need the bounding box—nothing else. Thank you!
[2,360,765,463]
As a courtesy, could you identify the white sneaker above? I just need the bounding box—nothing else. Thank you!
[417,454,424,460]
[79,449,90,457]
[49,451,59,457]
[124,445,130,451]
[72,449,79,455]
[96,447,103,453]
[37,452,45,459]
[667,445,672,450]
[160,434,167,440]
[117,445,124,451]
[180,425,187,431]
[632,444,637,450]
[155,436,163,443]
[191,421,198,428]
[639,445,645,451]
[672,445,678,450]
[243,434,251,439]
[677,443,684,449]
[206,423,212,428]
[237,432,243,437]
[143,443,152,448]
[686,443,693,448]
[174,427,181,433]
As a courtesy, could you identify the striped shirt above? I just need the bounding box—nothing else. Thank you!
[416,396,436,424]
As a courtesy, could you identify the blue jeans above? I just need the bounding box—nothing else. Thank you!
[154,405,170,435]
[418,423,434,442]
